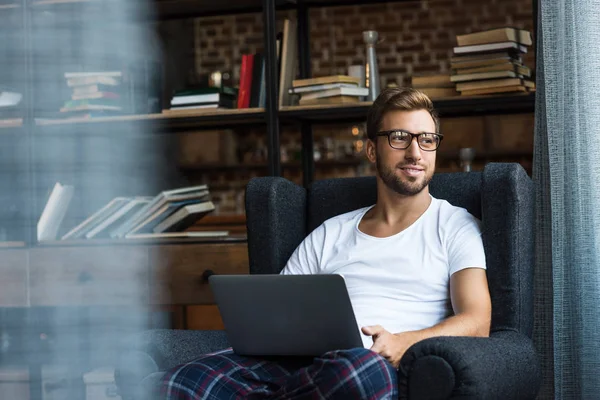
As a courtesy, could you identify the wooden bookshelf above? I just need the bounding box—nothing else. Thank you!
[28,93,534,131]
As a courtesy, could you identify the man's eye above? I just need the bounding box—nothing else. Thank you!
[391,133,409,141]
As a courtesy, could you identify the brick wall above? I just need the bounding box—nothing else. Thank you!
[192,0,535,88]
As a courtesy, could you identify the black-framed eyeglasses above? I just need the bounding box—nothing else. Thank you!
[376,129,444,151]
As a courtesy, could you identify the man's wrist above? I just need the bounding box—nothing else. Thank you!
[394,330,425,347]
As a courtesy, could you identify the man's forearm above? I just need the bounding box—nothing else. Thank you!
[395,312,490,347]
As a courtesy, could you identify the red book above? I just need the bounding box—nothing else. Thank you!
[237,54,254,109]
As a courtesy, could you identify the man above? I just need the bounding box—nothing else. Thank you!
[161,87,492,399]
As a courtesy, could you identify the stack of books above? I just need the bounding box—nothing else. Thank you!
[60,71,124,117]
[47,184,227,241]
[410,74,458,98]
[450,27,535,96]
[167,87,237,111]
[288,75,368,106]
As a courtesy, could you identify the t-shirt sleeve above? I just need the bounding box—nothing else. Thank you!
[447,211,486,276]
[280,224,325,275]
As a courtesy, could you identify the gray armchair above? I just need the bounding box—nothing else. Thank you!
[116,162,541,400]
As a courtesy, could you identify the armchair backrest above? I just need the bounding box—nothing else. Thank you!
[245,163,534,338]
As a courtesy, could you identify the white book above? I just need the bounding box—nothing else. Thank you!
[299,87,369,100]
[288,83,359,95]
[171,93,220,105]
[453,41,528,55]
[84,197,150,239]
[37,182,74,241]
[152,201,215,234]
[61,197,129,240]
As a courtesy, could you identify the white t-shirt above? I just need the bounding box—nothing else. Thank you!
[280,196,486,348]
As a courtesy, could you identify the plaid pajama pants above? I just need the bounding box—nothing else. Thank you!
[161,347,398,400]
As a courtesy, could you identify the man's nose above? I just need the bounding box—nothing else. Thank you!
[404,138,422,160]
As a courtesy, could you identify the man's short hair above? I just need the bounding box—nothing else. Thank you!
[366,87,440,141]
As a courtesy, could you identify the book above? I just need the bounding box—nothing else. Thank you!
[84,197,150,239]
[61,197,130,240]
[456,77,525,91]
[71,92,120,101]
[456,27,533,47]
[126,195,210,235]
[37,182,74,241]
[450,51,522,63]
[66,76,120,87]
[152,201,216,233]
[298,87,369,100]
[298,96,361,105]
[72,84,120,95]
[450,69,522,82]
[237,54,254,109]
[278,18,298,107]
[453,41,528,55]
[454,62,530,76]
[288,82,359,94]
[460,85,528,96]
[292,75,360,88]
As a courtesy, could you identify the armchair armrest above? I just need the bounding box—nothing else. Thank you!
[115,329,229,400]
[398,330,541,400]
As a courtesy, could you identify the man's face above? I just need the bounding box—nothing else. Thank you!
[368,109,437,196]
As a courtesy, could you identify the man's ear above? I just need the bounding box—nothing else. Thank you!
[366,139,377,163]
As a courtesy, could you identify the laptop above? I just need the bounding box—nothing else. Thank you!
[209,274,364,356]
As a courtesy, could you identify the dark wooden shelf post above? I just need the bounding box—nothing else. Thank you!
[297,0,315,188]
[262,0,281,177]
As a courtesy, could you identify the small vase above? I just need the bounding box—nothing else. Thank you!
[363,30,380,101]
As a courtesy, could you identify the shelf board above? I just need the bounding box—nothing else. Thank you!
[434,92,536,117]
[35,108,265,131]
[280,93,535,122]
[36,235,247,247]
[0,3,20,9]
[0,241,26,248]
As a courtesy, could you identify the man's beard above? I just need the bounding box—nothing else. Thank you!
[376,157,433,196]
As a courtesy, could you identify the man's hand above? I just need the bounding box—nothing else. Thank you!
[361,325,419,368]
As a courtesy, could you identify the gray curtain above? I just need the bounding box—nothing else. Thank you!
[533,0,600,398]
